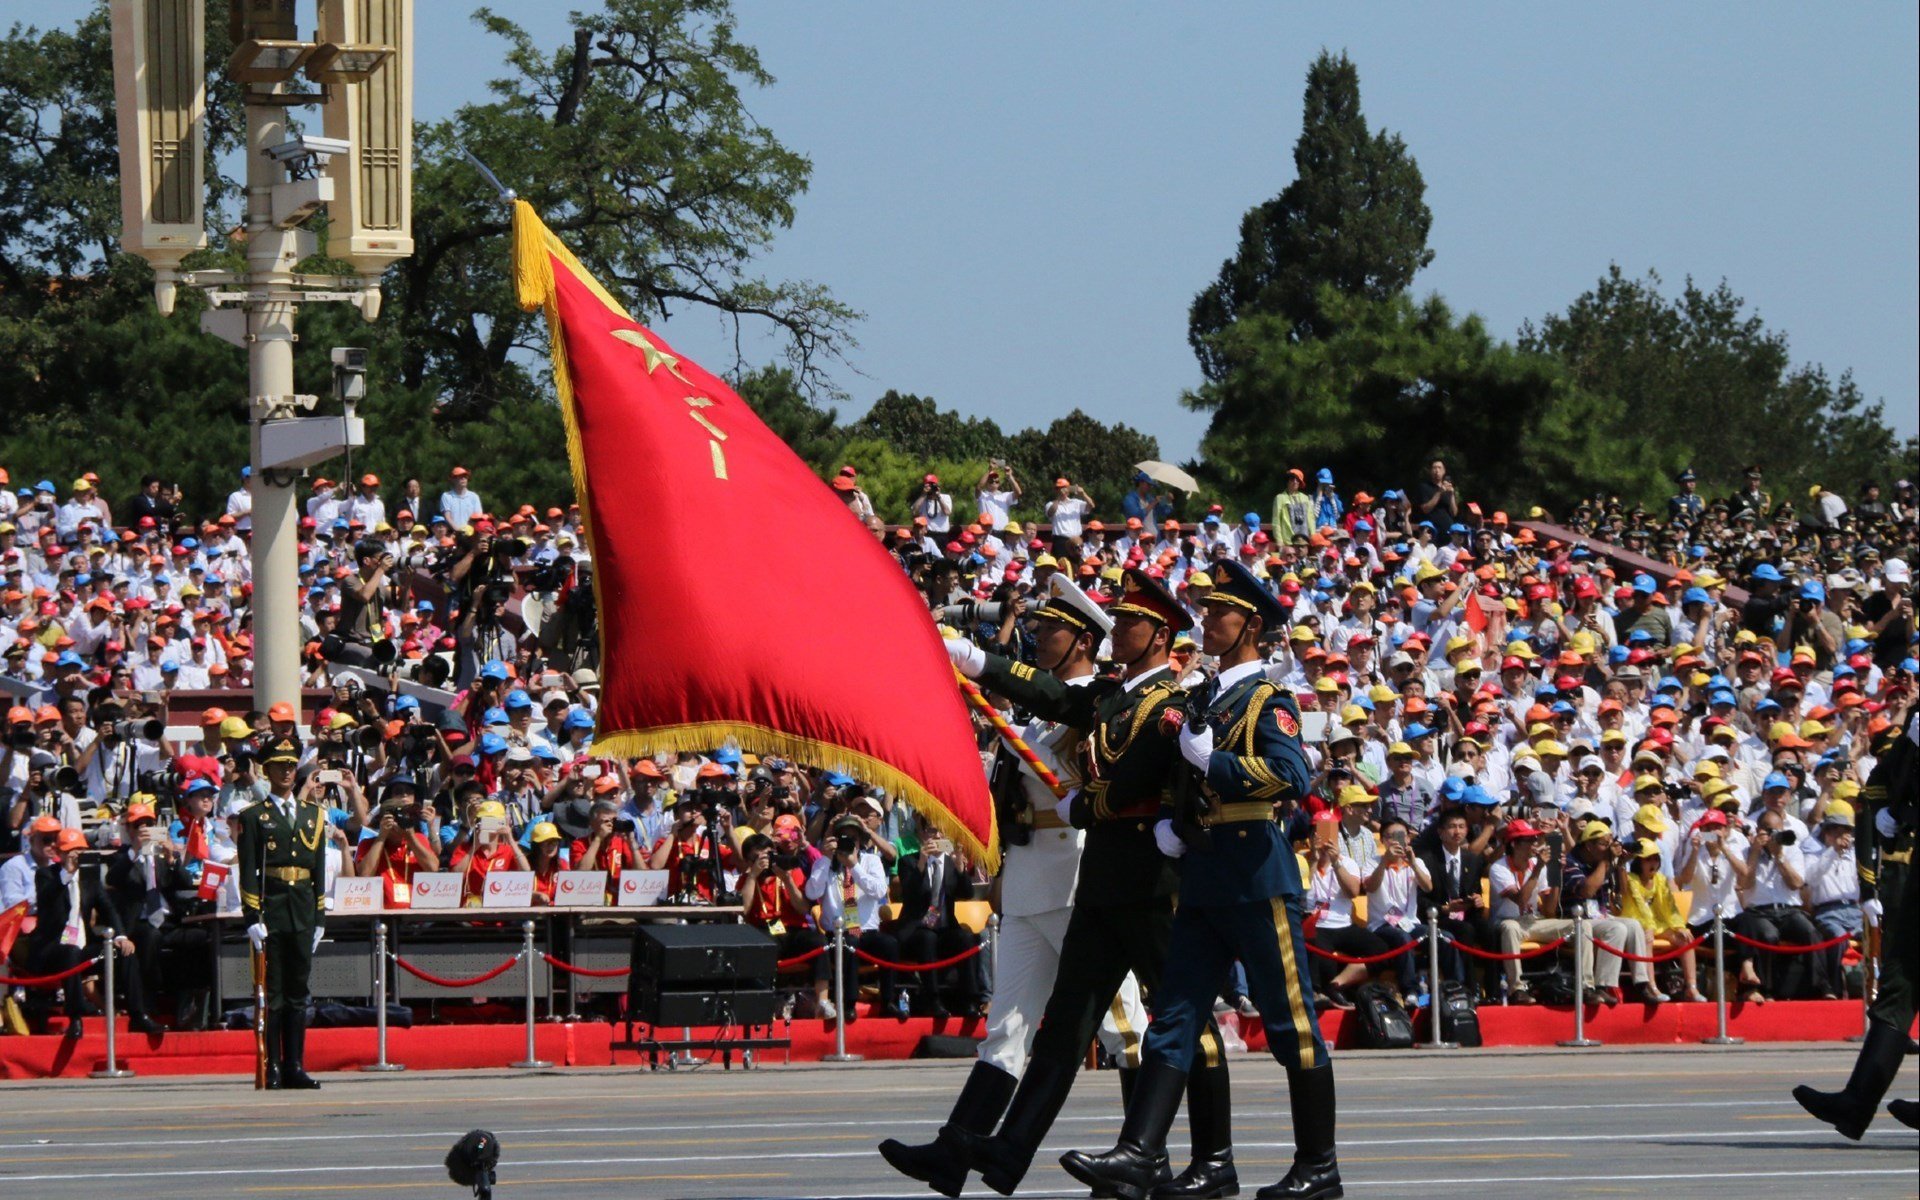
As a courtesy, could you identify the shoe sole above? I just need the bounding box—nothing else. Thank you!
[876,1141,963,1198]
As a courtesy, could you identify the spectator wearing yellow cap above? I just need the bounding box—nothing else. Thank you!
[1802,800,1862,1000]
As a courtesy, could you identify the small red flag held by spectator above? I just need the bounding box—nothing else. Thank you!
[197,861,231,903]
[0,901,26,959]
[510,202,997,870]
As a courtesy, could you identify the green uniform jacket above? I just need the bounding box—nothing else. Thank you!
[236,797,330,935]
[977,654,1182,905]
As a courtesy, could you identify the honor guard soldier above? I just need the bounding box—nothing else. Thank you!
[942,569,1235,1200]
[1795,715,1919,1135]
[238,735,329,1089]
[882,575,1149,1197]
[1065,559,1339,1200]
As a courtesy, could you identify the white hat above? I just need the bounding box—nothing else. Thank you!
[1885,558,1910,585]
[1576,754,1605,774]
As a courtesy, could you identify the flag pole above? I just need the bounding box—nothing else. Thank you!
[952,667,1067,800]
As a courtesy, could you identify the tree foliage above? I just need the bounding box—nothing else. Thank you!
[1187,50,1433,382]
[1187,288,1661,514]
[1520,266,1917,504]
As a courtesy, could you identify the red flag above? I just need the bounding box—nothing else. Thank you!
[511,202,996,869]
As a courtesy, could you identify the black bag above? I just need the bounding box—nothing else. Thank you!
[1531,967,1579,1006]
[1350,982,1415,1049]
[1435,980,1482,1047]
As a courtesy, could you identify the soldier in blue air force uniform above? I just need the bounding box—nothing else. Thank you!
[1063,559,1342,1200]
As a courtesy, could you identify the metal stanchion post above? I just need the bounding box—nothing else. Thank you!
[89,933,134,1079]
[1558,905,1601,1048]
[1417,909,1456,1050]
[510,921,552,1070]
[986,913,999,995]
[362,920,404,1073]
[822,923,862,1063]
[1701,911,1743,1045]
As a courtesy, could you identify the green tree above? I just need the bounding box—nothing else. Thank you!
[1187,50,1433,382]
[1187,288,1661,515]
[1519,266,1917,505]
[1003,409,1160,515]
[844,391,1006,463]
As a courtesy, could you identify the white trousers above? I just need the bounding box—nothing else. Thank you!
[978,906,1146,1073]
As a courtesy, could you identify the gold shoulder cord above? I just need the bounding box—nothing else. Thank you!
[1097,680,1176,763]
[298,807,325,851]
[1228,684,1278,754]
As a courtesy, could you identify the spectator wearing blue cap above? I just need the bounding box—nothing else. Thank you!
[1312,467,1343,530]
[1740,561,1793,641]
[1788,577,1847,677]
[1617,573,1673,648]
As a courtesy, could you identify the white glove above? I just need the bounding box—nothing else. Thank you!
[1053,788,1078,825]
[1178,724,1214,771]
[313,926,326,953]
[1877,809,1898,839]
[1861,898,1883,927]
[945,637,986,679]
[1153,819,1188,859]
[246,922,268,950]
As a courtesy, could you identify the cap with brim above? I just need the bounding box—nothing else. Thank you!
[1632,803,1671,833]
[1578,822,1612,844]
[1203,559,1288,630]
[1821,800,1854,827]
[529,822,561,844]
[1504,819,1541,841]
[261,736,302,765]
[1033,572,1114,636]
[1110,567,1192,631]
[1337,784,1372,807]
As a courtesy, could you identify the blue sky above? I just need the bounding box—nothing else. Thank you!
[58,1,1920,460]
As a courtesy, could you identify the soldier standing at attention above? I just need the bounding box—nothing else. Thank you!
[880,574,1148,1198]
[943,569,1235,1200]
[1064,559,1340,1200]
[238,735,328,1090]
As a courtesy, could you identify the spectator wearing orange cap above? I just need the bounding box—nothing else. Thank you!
[646,777,738,901]
[0,814,62,913]
[103,800,188,1032]
[1044,477,1092,554]
[439,466,482,529]
[344,474,386,531]
[975,461,1022,531]
[29,827,147,1038]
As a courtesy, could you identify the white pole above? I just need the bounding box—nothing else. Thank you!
[1558,904,1601,1048]
[362,920,404,1072]
[822,923,862,1063]
[510,920,551,1069]
[1701,911,1743,1046]
[1418,909,1456,1050]
[89,932,135,1079]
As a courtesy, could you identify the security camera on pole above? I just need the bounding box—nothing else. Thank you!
[109,0,414,719]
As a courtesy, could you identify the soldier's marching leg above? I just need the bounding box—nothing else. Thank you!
[1063,905,1234,1200]
[879,1060,1018,1197]
[1795,858,1914,1139]
[1231,897,1338,1200]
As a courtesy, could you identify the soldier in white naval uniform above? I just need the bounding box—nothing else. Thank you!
[881,575,1146,1198]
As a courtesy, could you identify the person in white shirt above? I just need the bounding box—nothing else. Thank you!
[226,468,253,533]
[0,817,61,912]
[1303,832,1387,1009]
[1738,810,1824,999]
[1801,805,1862,1000]
[1364,816,1431,1001]
[911,475,952,534]
[974,464,1021,530]
[1043,478,1091,552]
[344,474,387,531]
[805,816,901,1014]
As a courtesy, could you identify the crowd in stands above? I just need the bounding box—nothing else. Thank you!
[0,453,1914,1035]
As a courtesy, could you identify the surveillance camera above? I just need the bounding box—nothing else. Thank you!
[331,347,368,371]
[265,135,352,166]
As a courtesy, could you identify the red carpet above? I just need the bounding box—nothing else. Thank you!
[0,998,1871,1079]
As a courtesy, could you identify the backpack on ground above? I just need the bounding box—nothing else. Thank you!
[1435,980,1482,1047]
[1350,982,1415,1049]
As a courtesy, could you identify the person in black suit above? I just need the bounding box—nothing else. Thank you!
[30,830,157,1038]
[105,801,216,1029]
[889,830,985,1016]
[1418,808,1494,994]
[124,475,177,534]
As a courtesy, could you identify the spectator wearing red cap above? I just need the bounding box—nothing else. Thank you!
[439,466,482,529]
[911,474,952,535]
[1044,477,1092,554]
[975,462,1021,531]
[1304,806,1389,1009]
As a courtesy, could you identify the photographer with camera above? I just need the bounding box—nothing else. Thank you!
[457,587,519,690]
[738,831,831,1017]
[449,805,529,899]
[805,813,899,1018]
[73,698,171,807]
[355,780,442,907]
[327,539,396,669]
[912,473,953,535]
[1739,809,1823,999]
[1364,815,1431,1003]
[1562,823,1669,1004]
[644,782,735,902]
[577,798,645,900]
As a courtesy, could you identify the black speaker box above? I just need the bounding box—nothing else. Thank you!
[632,983,779,1027]
[633,924,779,985]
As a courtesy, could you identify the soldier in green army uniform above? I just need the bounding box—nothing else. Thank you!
[238,735,329,1090]
[943,568,1236,1199]
[1795,715,1919,1136]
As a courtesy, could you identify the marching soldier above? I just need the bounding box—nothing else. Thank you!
[881,575,1149,1197]
[237,735,328,1090]
[1794,715,1918,1135]
[942,569,1235,1200]
[1064,560,1340,1200]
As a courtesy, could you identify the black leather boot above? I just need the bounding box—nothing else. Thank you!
[1794,1020,1908,1140]
[261,1011,281,1089]
[879,1061,1017,1197]
[1158,1061,1237,1198]
[1059,1060,1184,1200]
[1257,1065,1340,1200]
[279,1005,321,1090]
[951,1056,1079,1196]
[1887,1098,1918,1130]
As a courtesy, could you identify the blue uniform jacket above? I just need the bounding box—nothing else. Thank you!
[1174,671,1312,908]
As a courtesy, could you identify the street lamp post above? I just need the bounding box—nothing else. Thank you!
[111,0,413,716]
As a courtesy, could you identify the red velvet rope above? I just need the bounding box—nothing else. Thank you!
[540,953,629,978]
[1590,933,1708,964]
[1441,934,1569,961]
[853,943,984,973]
[776,946,828,971]
[1304,939,1420,965]
[0,955,103,988]
[390,950,524,988]
[1726,929,1855,955]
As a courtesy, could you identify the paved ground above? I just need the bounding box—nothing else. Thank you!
[0,1045,1913,1198]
